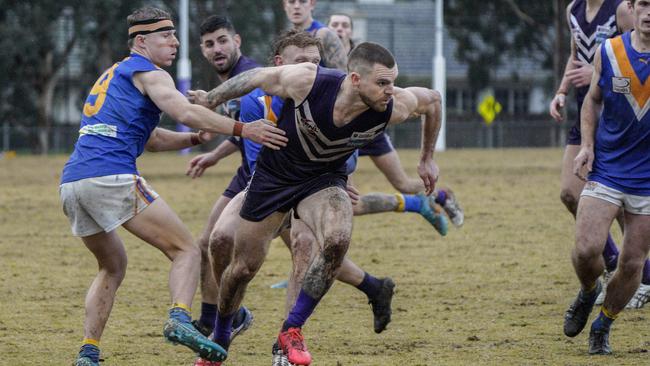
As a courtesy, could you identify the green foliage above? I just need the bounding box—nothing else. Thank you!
[0,0,287,133]
[445,0,556,90]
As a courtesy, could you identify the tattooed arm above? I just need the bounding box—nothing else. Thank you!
[315,27,348,71]
[188,63,317,109]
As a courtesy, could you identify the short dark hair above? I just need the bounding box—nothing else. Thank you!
[200,15,236,37]
[328,13,353,30]
[127,7,172,48]
[347,42,395,73]
[272,29,323,57]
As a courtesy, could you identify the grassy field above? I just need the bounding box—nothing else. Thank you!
[1,148,648,366]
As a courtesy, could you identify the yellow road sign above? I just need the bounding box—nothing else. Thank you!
[478,95,502,125]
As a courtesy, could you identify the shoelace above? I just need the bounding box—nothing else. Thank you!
[285,328,306,351]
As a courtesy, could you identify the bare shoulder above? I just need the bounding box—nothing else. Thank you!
[279,63,318,101]
[315,26,337,40]
[133,69,173,95]
[389,87,419,122]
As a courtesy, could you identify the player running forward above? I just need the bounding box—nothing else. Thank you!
[59,7,286,366]
[564,0,650,354]
[189,42,442,365]
[550,0,650,308]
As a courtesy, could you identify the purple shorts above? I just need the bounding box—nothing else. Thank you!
[358,132,394,156]
[239,168,347,222]
[223,166,251,199]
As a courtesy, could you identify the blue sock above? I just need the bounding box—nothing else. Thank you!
[591,307,616,332]
[602,234,619,271]
[283,290,320,331]
[642,259,650,285]
[213,312,235,350]
[199,302,217,329]
[435,190,447,205]
[356,272,382,299]
[79,344,100,363]
[169,307,191,323]
[403,194,422,212]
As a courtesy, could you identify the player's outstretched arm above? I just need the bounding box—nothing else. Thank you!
[188,63,317,109]
[574,45,603,181]
[186,139,239,179]
[145,127,214,152]
[134,70,287,149]
[390,87,442,195]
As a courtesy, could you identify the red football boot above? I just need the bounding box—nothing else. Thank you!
[277,327,312,365]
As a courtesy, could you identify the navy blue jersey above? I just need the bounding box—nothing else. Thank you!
[255,66,393,183]
[569,0,621,101]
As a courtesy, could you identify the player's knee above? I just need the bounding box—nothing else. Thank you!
[230,259,262,284]
[323,230,350,263]
[573,240,601,263]
[618,253,645,277]
[100,254,128,283]
[560,188,579,213]
[209,228,234,257]
[197,230,211,253]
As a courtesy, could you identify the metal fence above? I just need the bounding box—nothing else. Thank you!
[1,117,567,154]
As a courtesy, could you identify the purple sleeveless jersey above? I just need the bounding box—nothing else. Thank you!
[240,66,393,221]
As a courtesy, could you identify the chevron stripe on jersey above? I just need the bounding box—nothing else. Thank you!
[258,95,279,124]
[571,14,616,64]
[605,37,650,121]
[294,100,386,162]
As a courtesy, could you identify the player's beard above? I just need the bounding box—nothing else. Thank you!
[360,92,387,112]
[214,52,239,74]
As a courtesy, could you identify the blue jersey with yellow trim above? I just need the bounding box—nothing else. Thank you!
[240,88,284,173]
[590,32,650,195]
[61,54,162,184]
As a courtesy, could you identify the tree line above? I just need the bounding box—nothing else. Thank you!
[0,0,565,153]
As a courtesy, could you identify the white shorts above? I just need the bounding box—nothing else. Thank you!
[59,174,159,237]
[581,181,650,215]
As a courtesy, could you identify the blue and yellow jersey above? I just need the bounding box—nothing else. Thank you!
[240,88,283,173]
[590,32,650,194]
[61,54,162,184]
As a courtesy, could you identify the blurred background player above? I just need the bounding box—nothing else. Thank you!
[565,0,650,353]
[549,0,650,308]
[283,0,347,69]
[327,12,355,55]
[186,16,258,342]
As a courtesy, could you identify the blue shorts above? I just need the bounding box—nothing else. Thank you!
[358,132,394,157]
[223,166,251,199]
[240,168,347,222]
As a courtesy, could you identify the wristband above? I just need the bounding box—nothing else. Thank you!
[190,133,201,145]
[233,121,244,137]
[556,90,567,96]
